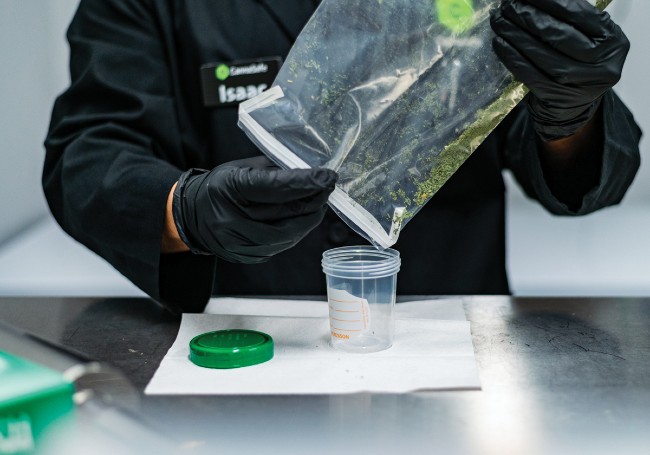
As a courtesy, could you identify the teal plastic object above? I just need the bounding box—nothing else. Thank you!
[189,330,274,369]
[0,351,75,454]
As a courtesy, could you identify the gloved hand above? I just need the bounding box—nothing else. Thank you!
[490,0,630,141]
[173,156,337,263]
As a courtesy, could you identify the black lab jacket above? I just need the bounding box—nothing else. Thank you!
[43,0,642,313]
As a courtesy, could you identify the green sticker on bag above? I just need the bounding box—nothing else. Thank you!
[436,0,475,34]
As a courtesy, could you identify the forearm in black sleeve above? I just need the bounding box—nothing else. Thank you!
[43,0,215,312]
[502,90,642,215]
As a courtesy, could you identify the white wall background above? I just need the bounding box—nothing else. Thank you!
[0,0,647,296]
[0,0,80,244]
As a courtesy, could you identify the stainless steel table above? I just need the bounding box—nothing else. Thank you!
[1,296,649,454]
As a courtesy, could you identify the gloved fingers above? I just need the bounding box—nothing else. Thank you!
[224,207,327,258]
[525,89,599,125]
[525,0,616,40]
[492,35,554,91]
[492,35,593,107]
[240,190,332,221]
[225,239,297,261]
[215,247,271,265]
[217,233,294,264]
[267,206,328,244]
[521,0,613,39]
[233,167,338,204]
[492,7,625,88]
[491,14,597,86]
[192,219,283,264]
[493,1,603,63]
[225,155,278,170]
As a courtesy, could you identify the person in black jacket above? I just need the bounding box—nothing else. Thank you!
[44,0,641,313]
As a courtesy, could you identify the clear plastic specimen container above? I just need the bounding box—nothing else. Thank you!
[322,246,401,353]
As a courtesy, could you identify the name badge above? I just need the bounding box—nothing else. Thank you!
[200,57,282,107]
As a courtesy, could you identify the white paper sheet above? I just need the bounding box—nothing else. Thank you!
[145,299,479,395]
[204,297,468,321]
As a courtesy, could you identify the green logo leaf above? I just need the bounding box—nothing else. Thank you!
[436,0,475,34]
[215,64,230,81]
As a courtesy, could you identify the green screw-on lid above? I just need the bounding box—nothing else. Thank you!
[189,329,274,369]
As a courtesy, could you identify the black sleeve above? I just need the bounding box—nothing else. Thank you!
[43,0,215,313]
[501,89,642,215]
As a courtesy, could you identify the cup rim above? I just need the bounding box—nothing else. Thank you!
[322,245,400,277]
[322,245,399,258]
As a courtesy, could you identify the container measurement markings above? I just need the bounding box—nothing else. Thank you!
[327,289,371,340]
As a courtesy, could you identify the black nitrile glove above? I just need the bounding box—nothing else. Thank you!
[490,0,630,141]
[173,156,337,263]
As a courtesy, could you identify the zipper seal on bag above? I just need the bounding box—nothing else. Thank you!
[239,87,403,248]
[328,189,400,249]
[239,87,311,169]
[240,85,286,113]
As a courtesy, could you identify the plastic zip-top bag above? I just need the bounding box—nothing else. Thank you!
[239,0,613,249]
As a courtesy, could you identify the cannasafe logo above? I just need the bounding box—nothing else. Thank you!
[215,62,271,103]
[215,64,230,81]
